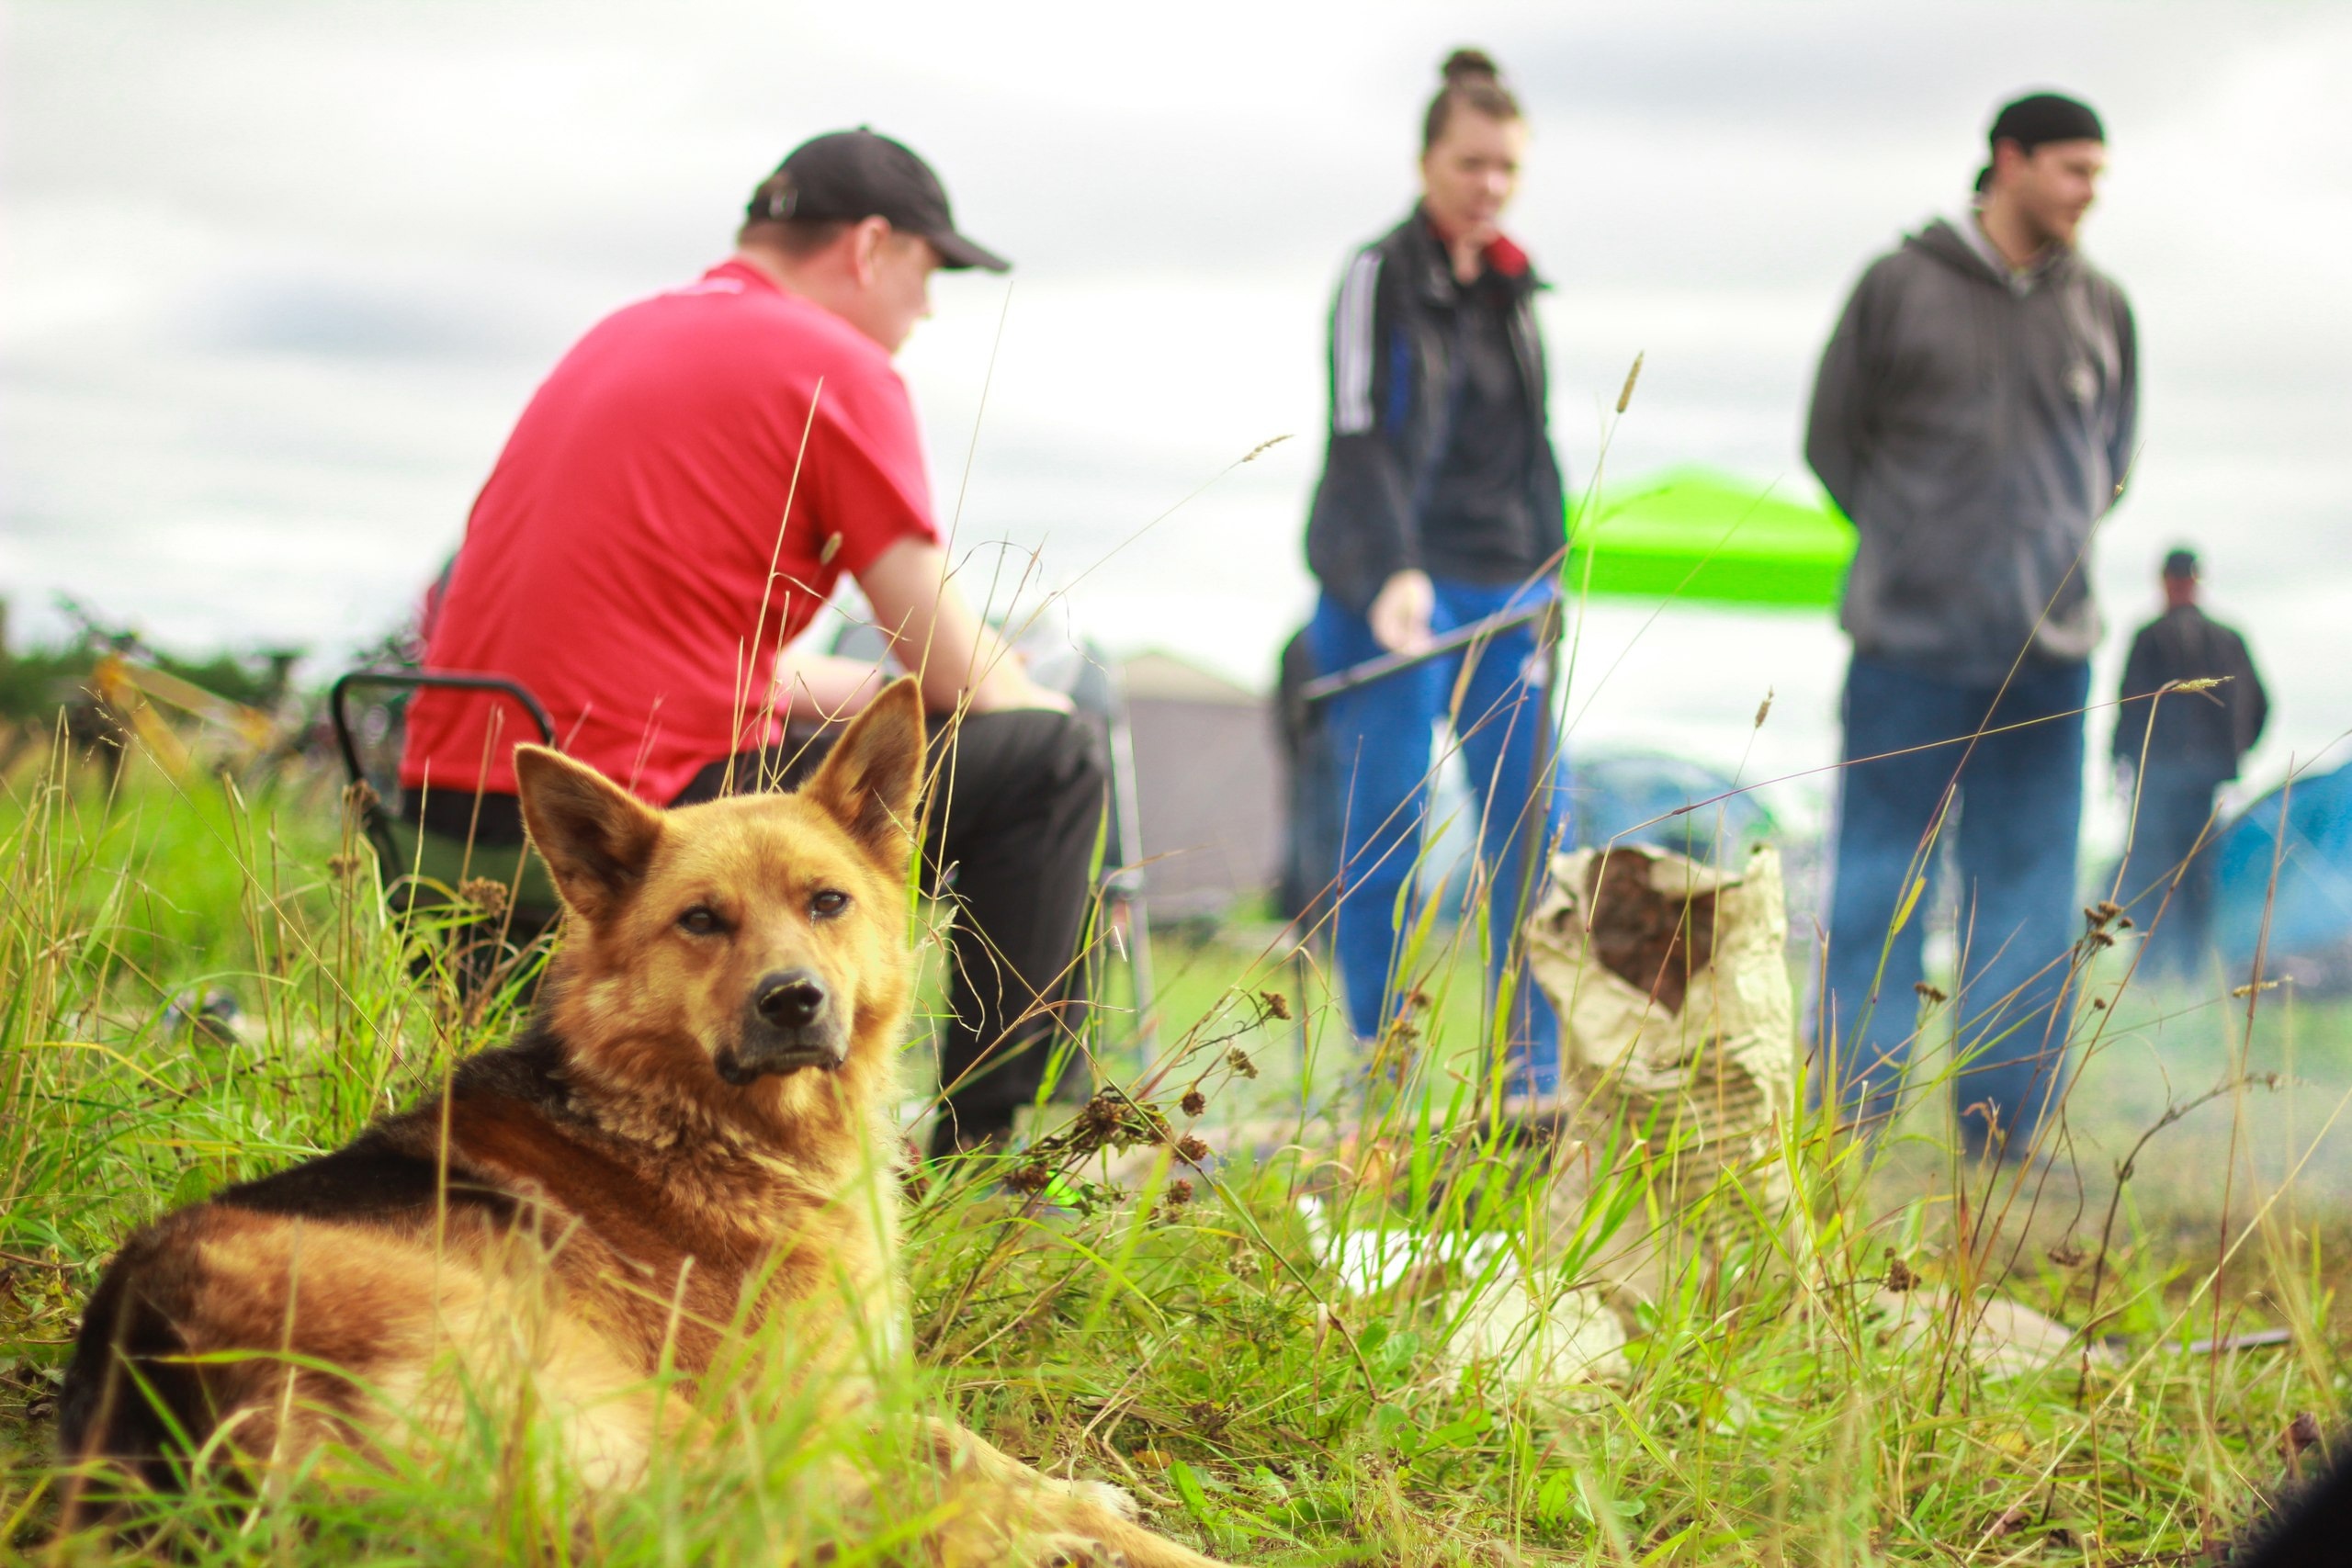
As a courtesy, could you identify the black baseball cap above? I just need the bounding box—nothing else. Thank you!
[747,129,1010,273]
[2162,547,2200,581]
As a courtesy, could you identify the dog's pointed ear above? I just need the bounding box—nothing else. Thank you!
[803,677,924,869]
[514,746,665,923]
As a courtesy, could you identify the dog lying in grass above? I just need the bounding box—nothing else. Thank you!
[59,678,1228,1566]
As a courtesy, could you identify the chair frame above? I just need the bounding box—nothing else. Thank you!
[327,668,559,908]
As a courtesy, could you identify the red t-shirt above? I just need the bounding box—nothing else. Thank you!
[400,260,938,804]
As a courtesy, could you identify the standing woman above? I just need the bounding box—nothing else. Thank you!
[1304,48,1570,1103]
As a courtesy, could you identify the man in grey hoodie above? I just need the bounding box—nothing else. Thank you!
[1806,91,2137,1160]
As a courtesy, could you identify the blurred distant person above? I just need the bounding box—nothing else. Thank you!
[2110,547,2267,979]
[1805,91,2138,1159]
[400,130,1100,1160]
[1302,48,1569,1111]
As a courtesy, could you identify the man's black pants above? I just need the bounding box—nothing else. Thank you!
[2118,764,2223,982]
[413,706,1108,1156]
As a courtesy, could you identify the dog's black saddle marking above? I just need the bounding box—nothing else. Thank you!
[218,1131,519,1227]
[220,1029,578,1226]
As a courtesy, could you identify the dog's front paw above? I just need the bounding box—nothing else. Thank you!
[1047,1477,1139,1521]
[1034,1533,1131,1568]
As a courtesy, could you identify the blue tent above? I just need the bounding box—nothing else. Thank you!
[1410,748,1783,912]
[1568,750,1778,864]
[2216,760,2352,987]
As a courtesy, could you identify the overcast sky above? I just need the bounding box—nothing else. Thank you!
[6,0,2349,831]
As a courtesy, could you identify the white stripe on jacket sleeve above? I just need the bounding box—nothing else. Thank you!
[1331,250,1382,435]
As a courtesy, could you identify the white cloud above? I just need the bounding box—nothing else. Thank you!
[4,0,2347,803]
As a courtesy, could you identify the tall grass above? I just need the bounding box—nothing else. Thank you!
[3,734,2342,1564]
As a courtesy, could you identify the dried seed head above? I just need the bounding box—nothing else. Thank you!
[1181,1089,1206,1118]
[341,780,381,815]
[326,853,363,881]
[1066,1091,1170,1154]
[1077,1094,1122,1141]
[1753,689,1773,729]
[1913,981,1948,1005]
[1164,1179,1193,1206]
[1883,1250,1919,1293]
[2045,1239,2088,1268]
[1226,1046,1260,1079]
[1241,434,1295,463]
[1175,1133,1211,1165]
[459,878,511,919]
[1615,352,1645,414]
[1258,989,1292,1022]
[1005,1159,1054,1196]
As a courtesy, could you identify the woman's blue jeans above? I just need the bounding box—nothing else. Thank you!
[1309,579,1567,1092]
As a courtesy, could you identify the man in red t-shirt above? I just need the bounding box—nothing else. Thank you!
[401,130,1101,1158]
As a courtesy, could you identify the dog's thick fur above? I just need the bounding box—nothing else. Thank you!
[59,680,1229,1566]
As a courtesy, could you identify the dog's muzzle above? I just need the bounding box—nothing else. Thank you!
[716,968,849,1083]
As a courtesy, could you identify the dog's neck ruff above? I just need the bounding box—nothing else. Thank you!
[531,986,885,1207]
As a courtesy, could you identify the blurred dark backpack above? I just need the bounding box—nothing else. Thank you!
[1274,626,1340,940]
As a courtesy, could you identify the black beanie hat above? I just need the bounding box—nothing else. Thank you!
[1973,91,2106,192]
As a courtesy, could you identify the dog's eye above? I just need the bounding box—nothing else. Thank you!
[810,890,850,919]
[677,906,724,936]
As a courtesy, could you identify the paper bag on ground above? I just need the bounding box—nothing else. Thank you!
[1525,841,1797,1231]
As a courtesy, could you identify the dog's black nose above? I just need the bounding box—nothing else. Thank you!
[754,970,827,1029]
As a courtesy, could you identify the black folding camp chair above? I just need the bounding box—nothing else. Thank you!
[328,669,562,959]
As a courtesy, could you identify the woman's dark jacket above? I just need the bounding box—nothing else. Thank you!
[1303,209,1567,615]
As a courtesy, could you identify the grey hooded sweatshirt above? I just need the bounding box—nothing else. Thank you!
[1806,216,2137,685]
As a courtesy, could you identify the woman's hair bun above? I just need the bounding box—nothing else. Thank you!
[1422,45,1520,149]
[1442,47,1501,84]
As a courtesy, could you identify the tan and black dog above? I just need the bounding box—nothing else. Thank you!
[60,678,1229,1566]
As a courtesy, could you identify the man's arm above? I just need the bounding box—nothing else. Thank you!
[1804,265,1883,522]
[2111,626,2155,765]
[772,649,892,722]
[2103,291,2141,512]
[2234,627,2269,755]
[854,537,1072,716]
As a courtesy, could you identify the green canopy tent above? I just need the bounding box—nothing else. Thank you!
[1565,465,1853,609]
